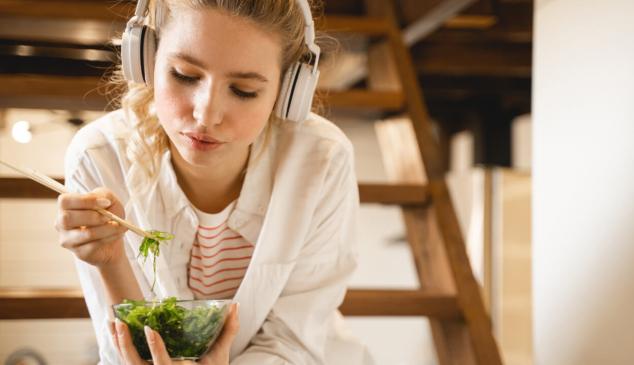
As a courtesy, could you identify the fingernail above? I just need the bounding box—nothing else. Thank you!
[97,198,111,208]
[144,326,155,343]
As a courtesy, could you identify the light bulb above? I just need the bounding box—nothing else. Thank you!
[11,120,32,144]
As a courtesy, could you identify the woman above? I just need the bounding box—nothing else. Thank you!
[56,0,373,364]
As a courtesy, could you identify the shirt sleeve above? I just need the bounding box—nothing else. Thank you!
[65,152,123,365]
[231,146,359,365]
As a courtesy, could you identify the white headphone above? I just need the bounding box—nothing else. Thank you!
[121,0,321,123]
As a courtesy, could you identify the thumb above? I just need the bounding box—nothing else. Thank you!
[214,302,240,350]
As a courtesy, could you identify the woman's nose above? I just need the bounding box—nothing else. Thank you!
[193,83,223,126]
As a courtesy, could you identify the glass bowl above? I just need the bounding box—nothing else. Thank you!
[113,297,231,361]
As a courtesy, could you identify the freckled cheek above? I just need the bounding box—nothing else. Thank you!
[231,107,271,143]
[154,83,192,132]
[232,93,278,142]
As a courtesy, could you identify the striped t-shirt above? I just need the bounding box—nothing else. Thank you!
[188,201,254,299]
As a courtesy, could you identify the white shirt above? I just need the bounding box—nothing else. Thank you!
[64,110,375,364]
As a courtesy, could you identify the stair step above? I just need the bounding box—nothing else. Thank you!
[358,183,429,205]
[0,287,88,319]
[317,16,392,35]
[0,4,392,37]
[0,177,62,199]
[0,75,406,112]
[340,289,460,318]
[1,179,431,207]
[0,287,460,320]
[321,90,405,111]
[0,75,109,111]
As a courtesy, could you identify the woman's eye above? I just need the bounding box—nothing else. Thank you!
[170,69,198,84]
[231,87,258,99]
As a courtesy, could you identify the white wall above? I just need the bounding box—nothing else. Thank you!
[533,1,634,364]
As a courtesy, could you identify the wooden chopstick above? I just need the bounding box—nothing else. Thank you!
[0,159,153,239]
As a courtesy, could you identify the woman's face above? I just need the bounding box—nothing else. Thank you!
[153,7,282,169]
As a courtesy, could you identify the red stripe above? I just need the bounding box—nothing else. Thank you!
[196,226,231,240]
[189,275,244,288]
[189,265,248,278]
[197,220,228,231]
[194,235,246,248]
[189,256,252,268]
[192,245,253,259]
[190,285,239,297]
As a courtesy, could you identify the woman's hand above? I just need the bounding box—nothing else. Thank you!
[111,303,240,365]
[56,187,127,268]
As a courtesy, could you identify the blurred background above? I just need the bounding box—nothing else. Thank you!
[1,0,531,364]
[1,0,633,364]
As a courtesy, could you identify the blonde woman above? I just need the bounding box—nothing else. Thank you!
[55,0,373,364]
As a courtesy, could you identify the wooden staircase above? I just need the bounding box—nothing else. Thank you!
[321,1,504,364]
[0,1,503,364]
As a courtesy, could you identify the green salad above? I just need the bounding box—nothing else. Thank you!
[113,297,227,360]
[137,230,174,290]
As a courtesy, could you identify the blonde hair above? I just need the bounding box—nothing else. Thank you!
[106,0,328,195]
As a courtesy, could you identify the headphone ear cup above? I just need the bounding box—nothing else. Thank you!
[141,26,156,85]
[275,62,300,121]
[121,24,156,85]
[285,63,320,123]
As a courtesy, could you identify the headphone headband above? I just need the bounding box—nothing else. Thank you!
[132,0,319,64]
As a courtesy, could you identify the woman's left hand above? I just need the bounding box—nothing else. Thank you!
[110,303,240,365]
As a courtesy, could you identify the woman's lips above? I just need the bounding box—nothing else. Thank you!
[180,132,225,151]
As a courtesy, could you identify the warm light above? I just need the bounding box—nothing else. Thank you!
[11,120,32,144]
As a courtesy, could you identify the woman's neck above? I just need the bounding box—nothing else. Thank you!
[170,146,250,214]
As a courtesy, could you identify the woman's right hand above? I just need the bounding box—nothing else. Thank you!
[56,187,128,268]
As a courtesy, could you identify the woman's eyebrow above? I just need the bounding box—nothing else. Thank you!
[226,71,269,83]
[169,52,206,68]
[168,52,268,83]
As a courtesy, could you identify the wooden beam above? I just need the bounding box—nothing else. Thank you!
[358,183,429,205]
[340,289,460,318]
